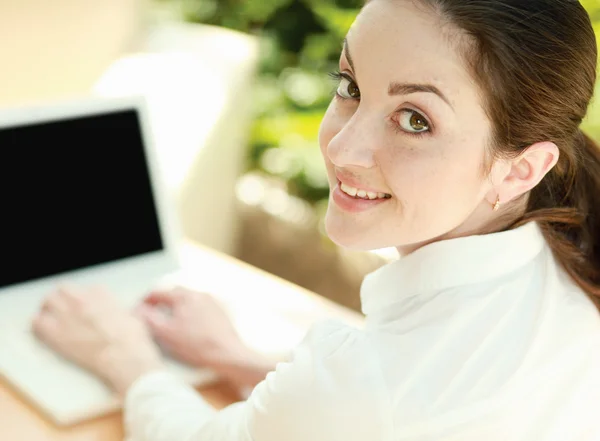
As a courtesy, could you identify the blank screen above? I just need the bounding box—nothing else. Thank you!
[0,109,164,289]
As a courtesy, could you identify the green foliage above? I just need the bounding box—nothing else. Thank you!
[169,0,600,203]
[582,0,600,136]
[178,0,362,203]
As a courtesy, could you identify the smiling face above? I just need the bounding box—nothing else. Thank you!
[319,0,503,253]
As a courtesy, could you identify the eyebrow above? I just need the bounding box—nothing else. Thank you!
[343,38,454,112]
[389,82,454,111]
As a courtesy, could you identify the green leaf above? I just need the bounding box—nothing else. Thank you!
[251,112,324,147]
[310,4,359,38]
[240,0,294,22]
[582,0,600,14]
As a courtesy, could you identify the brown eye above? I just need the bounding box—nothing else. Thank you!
[398,110,430,134]
[347,81,360,98]
[337,77,361,99]
[410,113,428,131]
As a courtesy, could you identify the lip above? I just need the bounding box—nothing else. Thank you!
[334,171,388,195]
[332,181,391,213]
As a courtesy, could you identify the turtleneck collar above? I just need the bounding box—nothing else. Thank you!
[360,222,546,316]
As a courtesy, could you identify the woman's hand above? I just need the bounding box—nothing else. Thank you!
[136,288,276,392]
[135,288,247,369]
[32,285,164,396]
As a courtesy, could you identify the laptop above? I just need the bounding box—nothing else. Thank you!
[0,96,305,426]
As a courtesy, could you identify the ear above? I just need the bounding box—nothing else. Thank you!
[494,142,560,204]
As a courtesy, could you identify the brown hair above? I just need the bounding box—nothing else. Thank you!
[400,0,600,307]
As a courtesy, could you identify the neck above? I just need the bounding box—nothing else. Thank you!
[396,197,528,257]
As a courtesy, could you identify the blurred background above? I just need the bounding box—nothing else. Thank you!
[1,0,599,312]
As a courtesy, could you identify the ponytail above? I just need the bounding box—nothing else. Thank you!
[513,131,600,309]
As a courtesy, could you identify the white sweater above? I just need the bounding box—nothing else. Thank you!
[124,222,600,440]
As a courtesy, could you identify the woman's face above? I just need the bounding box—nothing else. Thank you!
[319,0,498,253]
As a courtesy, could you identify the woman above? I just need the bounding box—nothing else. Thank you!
[34,0,600,439]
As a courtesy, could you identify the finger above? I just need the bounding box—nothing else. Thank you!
[56,283,87,307]
[56,282,80,298]
[32,313,59,342]
[143,289,182,307]
[42,291,71,315]
[133,303,168,322]
[137,305,174,340]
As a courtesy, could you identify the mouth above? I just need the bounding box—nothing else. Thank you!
[339,182,392,200]
[332,181,392,213]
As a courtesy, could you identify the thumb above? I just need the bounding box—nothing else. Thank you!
[137,305,173,340]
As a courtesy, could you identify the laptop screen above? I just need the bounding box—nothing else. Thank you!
[0,108,164,289]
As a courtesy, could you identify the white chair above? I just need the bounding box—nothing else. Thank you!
[95,23,259,254]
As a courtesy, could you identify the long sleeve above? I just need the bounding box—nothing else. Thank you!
[124,320,393,441]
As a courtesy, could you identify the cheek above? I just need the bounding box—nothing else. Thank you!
[381,139,486,212]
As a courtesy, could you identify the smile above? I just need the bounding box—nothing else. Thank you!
[339,182,391,200]
[332,181,392,213]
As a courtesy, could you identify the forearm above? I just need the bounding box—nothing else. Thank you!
[210,347,279,393]
[124,372,250,441]
[102,343,277,399]
[121,352,276,441]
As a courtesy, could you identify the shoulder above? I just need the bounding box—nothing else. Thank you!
[247,320,393,441]
[543,255,600,333]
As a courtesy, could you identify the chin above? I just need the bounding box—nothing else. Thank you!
[324,204,443,252]
[324,209,390,251]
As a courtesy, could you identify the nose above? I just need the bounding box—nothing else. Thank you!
[326,109,379,169]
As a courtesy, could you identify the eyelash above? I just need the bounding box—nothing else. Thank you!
[328,71,345,82]
[328,71,353,98]
[328,70,433,138]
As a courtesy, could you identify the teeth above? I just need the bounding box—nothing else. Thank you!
[340,183,357,197]
[340,183,390,200]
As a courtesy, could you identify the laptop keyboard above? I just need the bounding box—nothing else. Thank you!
[0,321,219,389]
[0,325,63,364]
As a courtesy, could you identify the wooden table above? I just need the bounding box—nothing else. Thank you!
[0,242,364,441]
